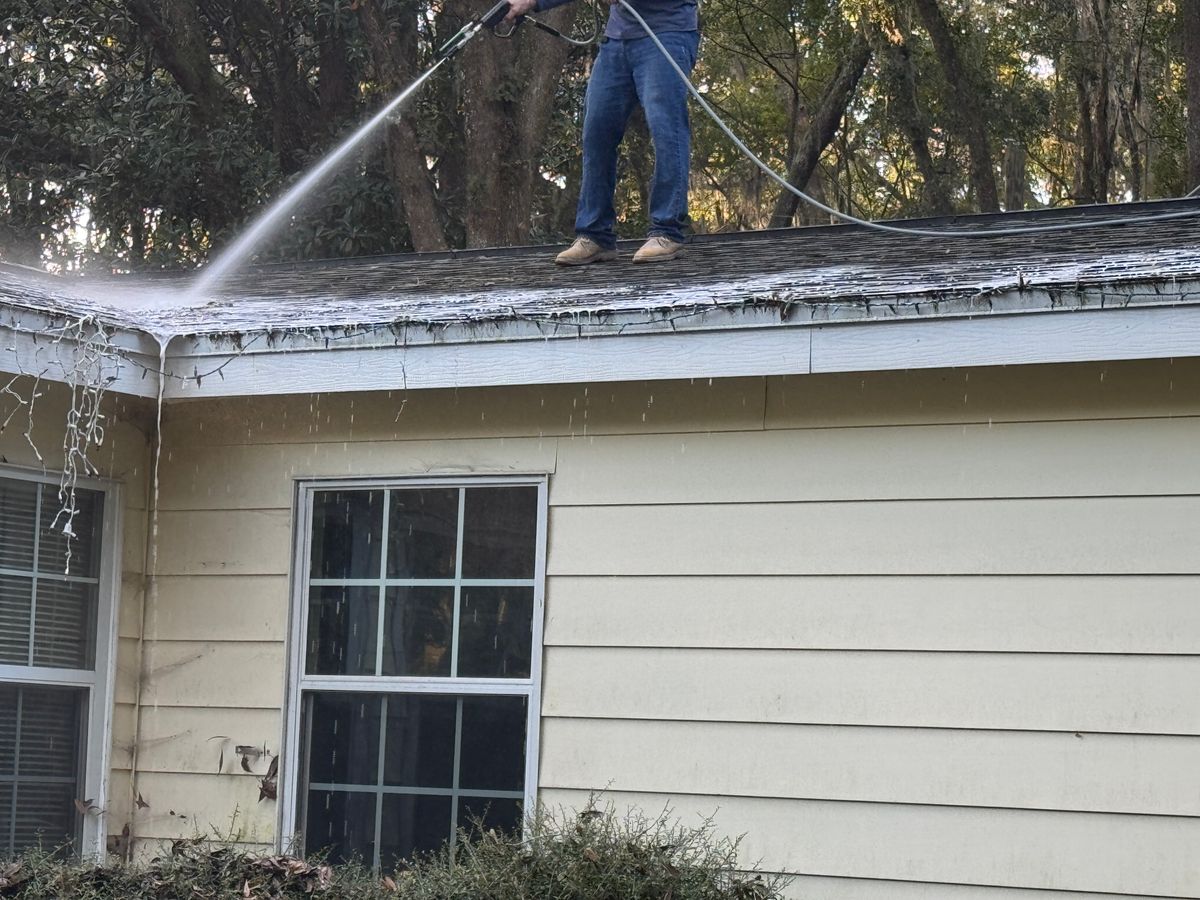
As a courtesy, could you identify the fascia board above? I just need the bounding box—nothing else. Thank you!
[0,309,162,399]
[163,300,1200,400]
[7,278,1200,401]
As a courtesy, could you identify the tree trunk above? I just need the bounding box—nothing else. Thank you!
[1074,0,1115,203]
[769,30,872,228]
[875,23,953,215]
[451,1,575,247]
[908,0,1000,211]
[357,0,450,252]
[1184,0,1200,189]
[1003,141,1028,210]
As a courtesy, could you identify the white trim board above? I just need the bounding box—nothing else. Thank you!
[0,309,161,400]
[811,302,1200,373]
[162,302,1200,400]
[8,289,1200,401]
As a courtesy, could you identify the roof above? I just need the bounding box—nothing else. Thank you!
[4,198,1200,401]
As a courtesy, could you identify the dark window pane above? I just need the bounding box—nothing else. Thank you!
[0,686,83,856]
[386,490,459,579]
[311,491,383,580]
[381,588,452,677]
[38,489,103,578]
[0,479,37,571]
[305,694,380,786]
[306,587,379,676]
[458,696,527,793]
[12,782,77,854]
[304,789,377,866]
[33,581,96,670]
[17,688,83,779]
[383,696,456,788]
[461,488,537,579]
[457,587,533,678]
[0,577,31,665]
[457,797,522,839]
[380,794,452,867]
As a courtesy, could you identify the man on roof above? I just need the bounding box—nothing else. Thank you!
[505,0,700,265]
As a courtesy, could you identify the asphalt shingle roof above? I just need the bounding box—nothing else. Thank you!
[2,198,1199,340]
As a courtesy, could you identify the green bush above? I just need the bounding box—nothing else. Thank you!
[0,805,789,899]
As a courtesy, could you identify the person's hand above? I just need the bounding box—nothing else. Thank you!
[504,0,538,22]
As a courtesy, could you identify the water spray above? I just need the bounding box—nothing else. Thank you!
[191,0,598,298]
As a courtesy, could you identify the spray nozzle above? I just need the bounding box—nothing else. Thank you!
[435,1,518,60]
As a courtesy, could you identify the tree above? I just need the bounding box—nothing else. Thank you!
[1184,0,1200,190]
[4,0,1200,271]
[906,0,1001,211]
[1072,0,1116,203]
[870,16,953,215]
[769,29,872,227]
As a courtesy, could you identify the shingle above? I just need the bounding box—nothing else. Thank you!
[2,199,1199,339]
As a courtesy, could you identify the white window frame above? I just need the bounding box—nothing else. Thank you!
[0,465,120,860]
[279,475,547,860]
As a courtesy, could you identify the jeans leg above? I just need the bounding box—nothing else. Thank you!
[630,32,699,243]
[576,41,639,250]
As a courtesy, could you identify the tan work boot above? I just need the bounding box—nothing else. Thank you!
[555,237,617,266]
[633,236,686,263]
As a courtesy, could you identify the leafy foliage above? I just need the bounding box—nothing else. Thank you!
[2,0,1199,271]
[0,805,788,900]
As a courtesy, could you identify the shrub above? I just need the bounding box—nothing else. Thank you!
[0,804,789,899]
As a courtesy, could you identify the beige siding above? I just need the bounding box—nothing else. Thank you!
[542,646,1200,734]
[122,360,1200,898]
[0,381,154,846]
[156,438,558,511]
[548,498,1200,575]
[139,641,286,709]
[539,719,1200,816]
[545,575,1200,653]
[552,417,1200,505]
[766,357,1200,427]
[130,771,276,842]
[135,576,288,642]
[133,707,280,774]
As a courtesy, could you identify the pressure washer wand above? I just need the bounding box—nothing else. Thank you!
[435,0,514,61]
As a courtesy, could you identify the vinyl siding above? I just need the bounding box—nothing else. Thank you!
[137,357,1200,898]
[0,380,154,844]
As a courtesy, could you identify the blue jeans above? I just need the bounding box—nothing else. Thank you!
[576,31,701,249]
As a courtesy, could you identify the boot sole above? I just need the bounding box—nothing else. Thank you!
[632,249,683,263]
[555,252,618,267]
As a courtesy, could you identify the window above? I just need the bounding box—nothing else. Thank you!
[286,479,545,870]
[0,472,116,858]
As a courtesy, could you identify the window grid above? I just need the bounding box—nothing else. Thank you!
[289,478,545,869]
[302,694,526,870]
[0,468,118,860]
[308,489,536,680]
[372,491,391,678]
[450,489,465,678]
